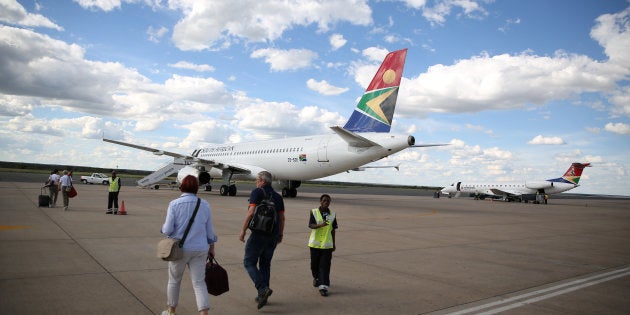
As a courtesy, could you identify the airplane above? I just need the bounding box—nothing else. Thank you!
[440,162,591,202]
[103,48,445,198]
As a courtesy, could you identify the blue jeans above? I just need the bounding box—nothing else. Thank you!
[244,232,278,293]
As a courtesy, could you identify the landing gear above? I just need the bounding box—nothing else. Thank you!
[220,184,237,196]
[282,188,297,198]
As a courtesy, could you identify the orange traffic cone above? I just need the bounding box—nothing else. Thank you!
[118,200,127,215]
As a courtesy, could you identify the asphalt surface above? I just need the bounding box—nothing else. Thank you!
[1,173,629,314]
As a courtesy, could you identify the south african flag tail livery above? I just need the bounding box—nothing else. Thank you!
[344,48,407,133]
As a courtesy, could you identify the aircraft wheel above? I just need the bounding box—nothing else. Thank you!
[229,185,237,196]
[205,185,212,191]
[282,188,289,197]
[220,185,229,196]
[289,188,297,198]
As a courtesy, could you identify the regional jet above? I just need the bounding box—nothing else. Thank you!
[104,48,444,197]
[440,162,591,202]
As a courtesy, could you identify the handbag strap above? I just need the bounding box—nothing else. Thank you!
[179,198,201,247]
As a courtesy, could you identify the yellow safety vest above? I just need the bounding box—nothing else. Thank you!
[109,177,120,192]
[308,208,335,249]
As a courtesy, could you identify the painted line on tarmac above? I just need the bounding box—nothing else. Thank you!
[447,266,630,315]
[0,225,32,230]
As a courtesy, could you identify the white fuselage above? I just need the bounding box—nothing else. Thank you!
[196,132,412,181]
[441,181,578,197]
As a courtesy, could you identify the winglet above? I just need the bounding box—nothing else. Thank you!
[343,48,408,133]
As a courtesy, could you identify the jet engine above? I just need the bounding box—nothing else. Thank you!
[525,180,553,189]
[177,165,211,185]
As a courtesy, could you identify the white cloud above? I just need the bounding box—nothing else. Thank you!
[329,33,347,50]
[604,122,630,135]
[306,79,349,96]
[169,0,372,51]
[168,61,215,72]
[0,26,233,131]
[251,48,318,72]
[0,0,63,30]
[414,0,488,26]
[590,7,630,67]
[398,51,623,116]
[147,26,168,43]
[528,135,566,145]
[233,94,345,140]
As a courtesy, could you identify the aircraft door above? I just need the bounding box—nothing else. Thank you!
[456,182,461,191]
[317,137,330,162]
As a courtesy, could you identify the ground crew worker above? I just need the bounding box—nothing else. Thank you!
[106,171,121,214]
[308,194,338,297]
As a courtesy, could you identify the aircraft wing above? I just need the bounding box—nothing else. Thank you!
[489,188,518,196]
[412,143,449,148]
[102,137,250,173]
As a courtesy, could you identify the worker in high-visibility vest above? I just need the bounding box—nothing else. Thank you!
[106,171,122,214]
[308,194,338,297]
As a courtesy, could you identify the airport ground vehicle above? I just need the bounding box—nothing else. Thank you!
[80,173,109,185]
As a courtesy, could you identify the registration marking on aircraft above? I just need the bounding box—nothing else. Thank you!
[444,266,630,315]
[0,225,32,230]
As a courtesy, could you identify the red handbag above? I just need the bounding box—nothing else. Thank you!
[68,186,77,198]
[205,255,229,296]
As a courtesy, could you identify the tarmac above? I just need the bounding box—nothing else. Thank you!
[1,177,629,314]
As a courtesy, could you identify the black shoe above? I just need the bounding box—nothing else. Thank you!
[313,278,320,287]
[257,287,273,309]
[319,289,328,296]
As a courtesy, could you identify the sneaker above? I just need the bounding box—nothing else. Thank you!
[319,288,328,296]
[106,209,113,214]
[63,206,68,211]
[161,310,176,315]
[313,278,320,287]
[257,287,273,309]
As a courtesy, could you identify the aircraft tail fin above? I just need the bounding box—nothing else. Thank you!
[550,162,591,185]
[343,48,408,133]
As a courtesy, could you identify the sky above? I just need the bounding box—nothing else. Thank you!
[1,0,629,196]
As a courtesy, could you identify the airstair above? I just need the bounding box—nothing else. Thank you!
[137,158,187,187]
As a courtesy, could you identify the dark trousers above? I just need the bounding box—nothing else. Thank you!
[107,191,119,209]
[244,233,279,293]
[310,247,333,286]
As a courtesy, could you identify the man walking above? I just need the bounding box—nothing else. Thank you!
[48,169,60,207]
[239,171,285,309]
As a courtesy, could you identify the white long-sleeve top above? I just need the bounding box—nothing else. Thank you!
[161,193,217,251]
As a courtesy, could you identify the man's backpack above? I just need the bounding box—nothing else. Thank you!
[248,188,277,235]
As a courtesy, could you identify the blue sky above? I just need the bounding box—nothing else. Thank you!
[1,0,629,196]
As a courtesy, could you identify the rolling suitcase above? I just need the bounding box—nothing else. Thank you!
[38,187,51,207]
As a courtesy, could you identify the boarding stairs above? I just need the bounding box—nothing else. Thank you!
[137,158,188,187]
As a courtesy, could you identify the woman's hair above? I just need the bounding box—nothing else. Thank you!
[179,175,199,194]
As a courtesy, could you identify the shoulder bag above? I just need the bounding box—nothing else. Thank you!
[157,198,201,261]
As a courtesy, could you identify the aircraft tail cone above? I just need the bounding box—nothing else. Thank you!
[118,200,127,215]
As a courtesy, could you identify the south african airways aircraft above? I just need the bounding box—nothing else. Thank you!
[440,162,591,201]
[103,48,444,197]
